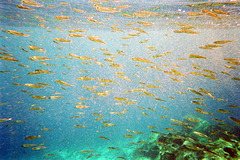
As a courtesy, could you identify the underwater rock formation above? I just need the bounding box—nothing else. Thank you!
[132,115,240,160]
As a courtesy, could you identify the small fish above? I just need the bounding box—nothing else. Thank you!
[160,115,170,119]
[227,105,240,108]
[217,109,233,114]
[124,134,134,138]
[132,57,153,63]
[187,117,201,123]
[81,150,94,153]
[99,136,110,140]
[148,126,158,129]
[165,128,176,131]
[189,54,206,59]
[32,146,47,150]
[107,147,119,150]
[88,36,106,44]
[55,16,71,20]
[141,112,149,117]
[54,38,71,42]
[193,131,210,138]
[25,135,42,140]
[0,57,19,62]
[6,30,30,37]
[94,4,120,13]
[212,118,225,122]
[41,128,51,131]
[228,116,240,126]
[0,118,12,122]
[74,125,86,128]
[25,84,45,88]
[28,56,50,61]
[191,101,206,106]
[202,9,221,19]
[196,110,214,115]
[73,8,86,13]
[212,9,230,15]
[22,144,37,147]
[44,154,54,157]
[56,80,73,87]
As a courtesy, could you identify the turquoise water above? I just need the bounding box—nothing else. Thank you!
[0,0,240,160]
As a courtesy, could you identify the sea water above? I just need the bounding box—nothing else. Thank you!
[0,0,240,160]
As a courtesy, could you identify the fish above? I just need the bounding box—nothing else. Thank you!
[68,29,86,33]
[187,88,204,96]
[69,34,86,38]
[99,136,110,140]
[41,128,51,131]
[227,105,240,108]
[44,154,54,157]
[93,4,120,13]
[174,30,199,34]
[212,118,225,122]
[187,12,204,16]
[25,135,42,140]
[25,84,45,88]
[28,69,53,75]
[55,16,71,20]
[16,5,35,11]
[74,125,86,128]
[86,153,96,159]
[131,27,148,34]
[191,101,206,106]
[114,97,134,101]
[193,131,210,138]
[22,144,37,147]
[73,8,86,13]
[132,131,144,134]
[124,134,134,138]
[29,107,45,110]
[107,147,119,150]
[88,36,106,44]
[87,18,104,25]
[196,110,214,115]
[102,123,116,127]
[0,118,12,122]
[32,146,47,150]
[189,54,207,59]
[212,9,230,15]
[217,109,233,113]
[141,112,149,117]
[228,117,240,126]
[56,80,73,87]
[165,128,176,131]
[81,150,94,153]
[160,106,169,110]
[0,57,18,62]
[201,9,221,19]
[32,96,48,99]
[5,30,30,37]
[21,0,43,7]
[148,126,158,129]
[54,38,71,43]
[49,96,63,99]
[28,56,50,61]
[74,106,90,109]
[214,40,233,44]
[160,115,170,119]
[187,117,201,123]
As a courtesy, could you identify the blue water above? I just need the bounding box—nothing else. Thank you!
[0,0,240,159]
